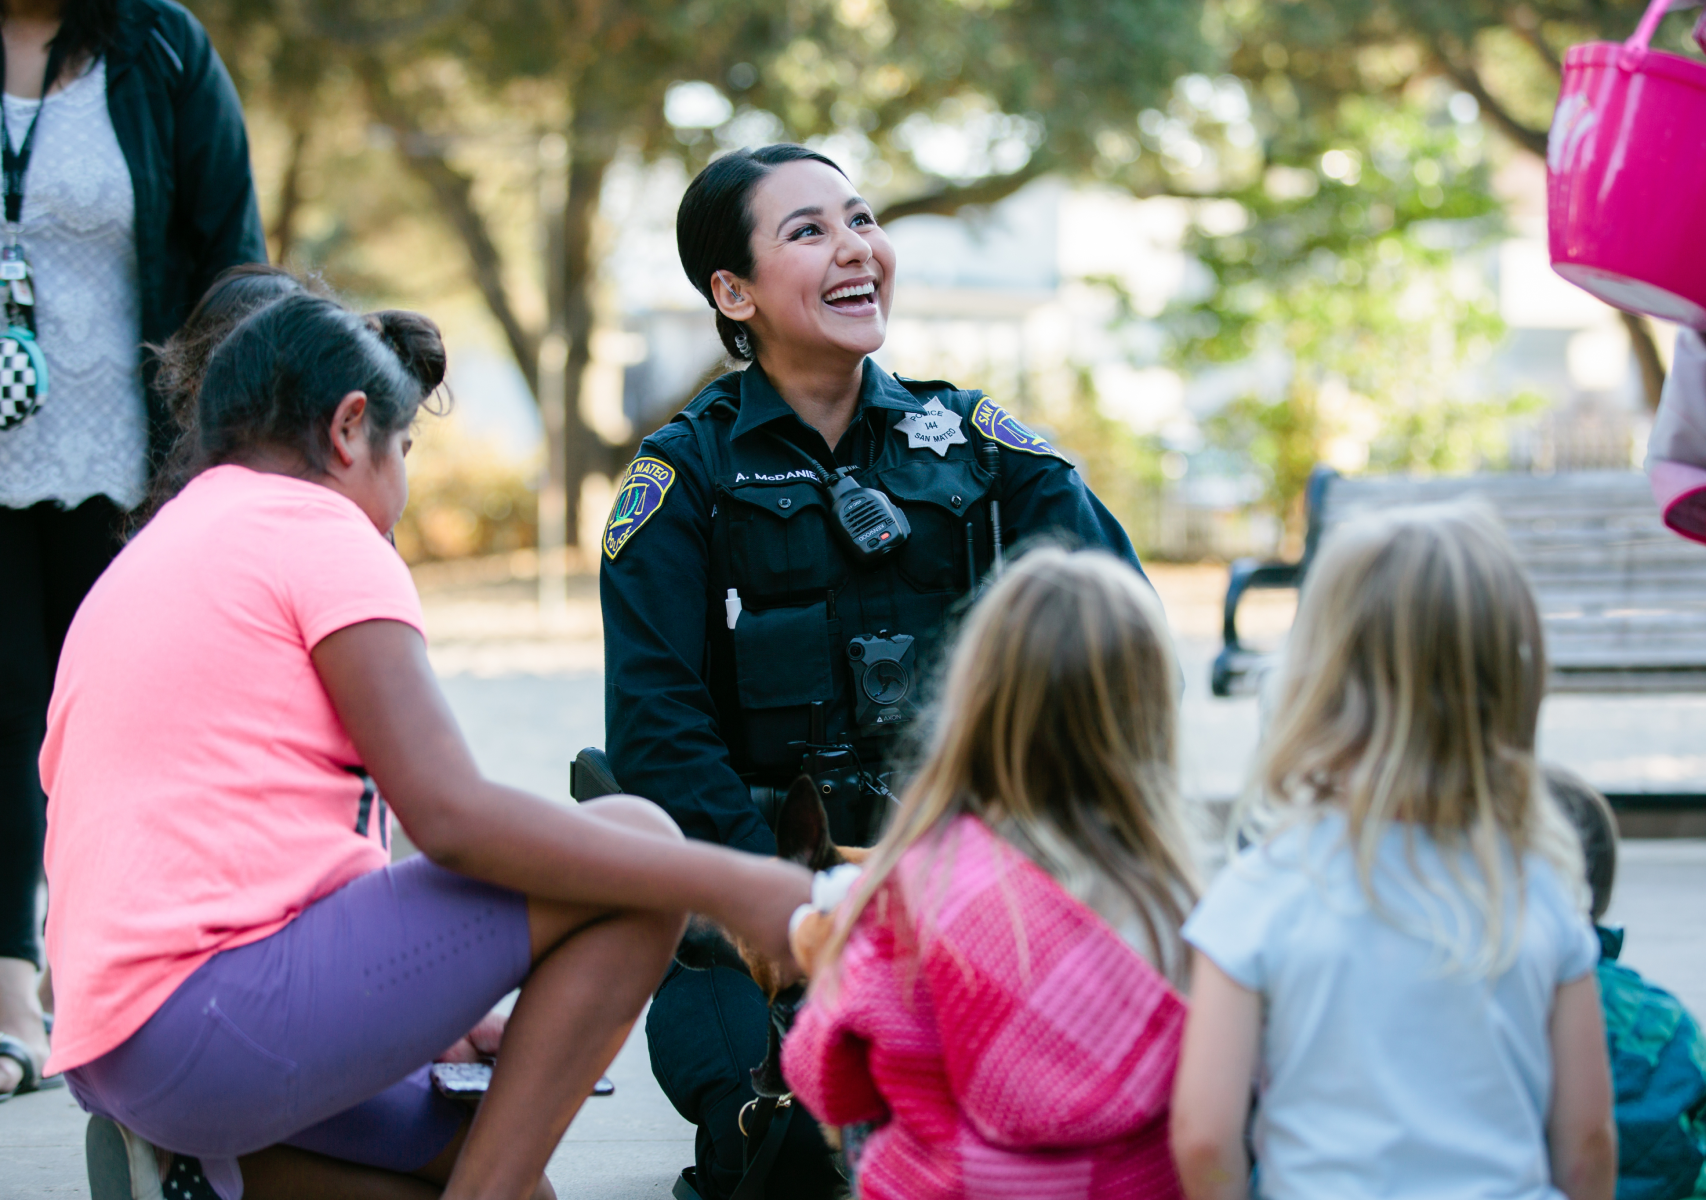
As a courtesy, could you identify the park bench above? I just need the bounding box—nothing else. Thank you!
[1213,467,1706,701]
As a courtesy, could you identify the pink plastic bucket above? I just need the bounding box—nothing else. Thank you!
[1548,0,1706,329]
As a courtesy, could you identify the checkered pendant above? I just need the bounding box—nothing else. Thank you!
[0,325,47,431]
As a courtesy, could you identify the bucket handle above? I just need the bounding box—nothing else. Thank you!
[1621,0,1706,66]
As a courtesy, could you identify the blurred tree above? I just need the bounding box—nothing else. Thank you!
[1169,91,1541,539]
[1213,0,1706,411]
[189,0,1217,545]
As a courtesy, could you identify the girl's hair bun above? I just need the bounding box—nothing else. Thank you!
[368,309,448,395]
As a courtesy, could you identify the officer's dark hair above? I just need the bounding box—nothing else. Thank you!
[196,293,448,478]
[677,143,848,362]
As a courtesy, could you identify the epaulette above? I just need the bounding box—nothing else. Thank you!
[892,373,963,395]
[892,375,984,419]
[672,371,742,425]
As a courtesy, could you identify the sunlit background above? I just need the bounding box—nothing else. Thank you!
[188,0,1699,568]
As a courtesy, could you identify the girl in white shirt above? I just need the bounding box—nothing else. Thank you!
[1170,503,1616,1200]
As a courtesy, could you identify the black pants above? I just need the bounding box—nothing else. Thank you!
[0,497,122,965]
[647,960,845,1200]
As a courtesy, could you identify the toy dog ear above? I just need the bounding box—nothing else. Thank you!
[776,775,834,869]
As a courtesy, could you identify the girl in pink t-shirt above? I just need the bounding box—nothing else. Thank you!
[43,292,810,1200]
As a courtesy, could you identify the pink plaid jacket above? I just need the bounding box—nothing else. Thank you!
[782,815,1187,1200]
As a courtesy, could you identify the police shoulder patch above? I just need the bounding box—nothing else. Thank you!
[971,398,1067,461]
[603,456,676,561]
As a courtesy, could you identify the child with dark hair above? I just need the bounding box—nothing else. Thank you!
[1547,764,1706,1200]
[43,292,811,1200]
[129,264,324,534]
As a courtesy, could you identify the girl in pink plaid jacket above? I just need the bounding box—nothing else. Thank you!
[783,548,1197,1200]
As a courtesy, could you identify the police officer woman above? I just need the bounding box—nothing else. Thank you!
[599,144,1146,1199]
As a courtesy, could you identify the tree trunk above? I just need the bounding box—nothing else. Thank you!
[555,109,617,548]
[1620,309,1666,413]
[361,68,541,394]
[269,114,311,264]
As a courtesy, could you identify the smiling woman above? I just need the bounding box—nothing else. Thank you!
[599,143,1151,1200]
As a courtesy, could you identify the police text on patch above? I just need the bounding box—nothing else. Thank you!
[971,398,1062,459]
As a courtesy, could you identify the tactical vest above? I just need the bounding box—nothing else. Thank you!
[675,378,998,782]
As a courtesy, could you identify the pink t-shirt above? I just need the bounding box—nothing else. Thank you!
[41,465,424,1073]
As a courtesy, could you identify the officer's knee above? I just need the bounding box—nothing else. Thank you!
[579,793,684,841]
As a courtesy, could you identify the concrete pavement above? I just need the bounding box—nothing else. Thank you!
[5,561,1705,1197]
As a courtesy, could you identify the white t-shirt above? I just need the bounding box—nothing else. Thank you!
[1183,813,1598,1200]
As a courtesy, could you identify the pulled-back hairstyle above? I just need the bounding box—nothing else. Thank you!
[131,266,318,533]
[1238,503,1584,973]
[676,144,847,362]
[197,293,446,476]
[820,548,1197,984]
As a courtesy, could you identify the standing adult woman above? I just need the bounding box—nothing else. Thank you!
[599,143,1147,1200]
[0,0,264,1100]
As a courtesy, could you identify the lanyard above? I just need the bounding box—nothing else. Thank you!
[0,35,70,226]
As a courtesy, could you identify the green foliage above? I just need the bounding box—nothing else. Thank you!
[1047,368,1170,552]
[1201,388,1324,539]
[1167,87,1539,533]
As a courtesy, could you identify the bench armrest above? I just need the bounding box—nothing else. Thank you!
[1211,557,1303,697]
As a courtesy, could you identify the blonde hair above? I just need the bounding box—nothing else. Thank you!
[820,547,1198,980]
[1237,502,1584,973]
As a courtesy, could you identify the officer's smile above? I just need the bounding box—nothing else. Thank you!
[823,276,879,314]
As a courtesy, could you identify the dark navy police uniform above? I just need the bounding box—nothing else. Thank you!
[600,359,1143,1199]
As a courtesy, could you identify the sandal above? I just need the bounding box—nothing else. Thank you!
[87,1115,221,1200]
[0,1030,63,1101]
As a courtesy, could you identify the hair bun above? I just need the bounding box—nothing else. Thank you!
[368,309,447,394]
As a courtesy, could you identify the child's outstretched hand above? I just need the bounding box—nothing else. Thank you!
[790,863,864,979]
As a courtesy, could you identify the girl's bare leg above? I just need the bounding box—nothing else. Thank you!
[242,797,685,1200]
[444,798,687,1200]
[239,1118,554,1199]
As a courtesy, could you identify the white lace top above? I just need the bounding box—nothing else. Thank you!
[0,57,146,511]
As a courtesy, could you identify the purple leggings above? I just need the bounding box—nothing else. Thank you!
[66,856,532,1200]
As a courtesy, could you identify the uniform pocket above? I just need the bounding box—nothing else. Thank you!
[124,1000,300,1157]
[733,600,838,770]
[876,459,993,593]
[733,601,833,709]
[725,482,844,603]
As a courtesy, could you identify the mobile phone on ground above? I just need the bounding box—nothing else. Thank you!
[430,1062,615,1099]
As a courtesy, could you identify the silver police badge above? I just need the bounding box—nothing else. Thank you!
[894,399,967,457]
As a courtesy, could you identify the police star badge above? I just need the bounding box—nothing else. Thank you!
[603,456,675,560]
[894,399,967,457]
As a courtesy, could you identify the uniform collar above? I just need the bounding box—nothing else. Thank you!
[731,358,926,441]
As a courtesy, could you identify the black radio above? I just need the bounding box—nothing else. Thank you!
[827,469,910,564]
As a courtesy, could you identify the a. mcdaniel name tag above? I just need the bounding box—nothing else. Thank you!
[895,399,967,457]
